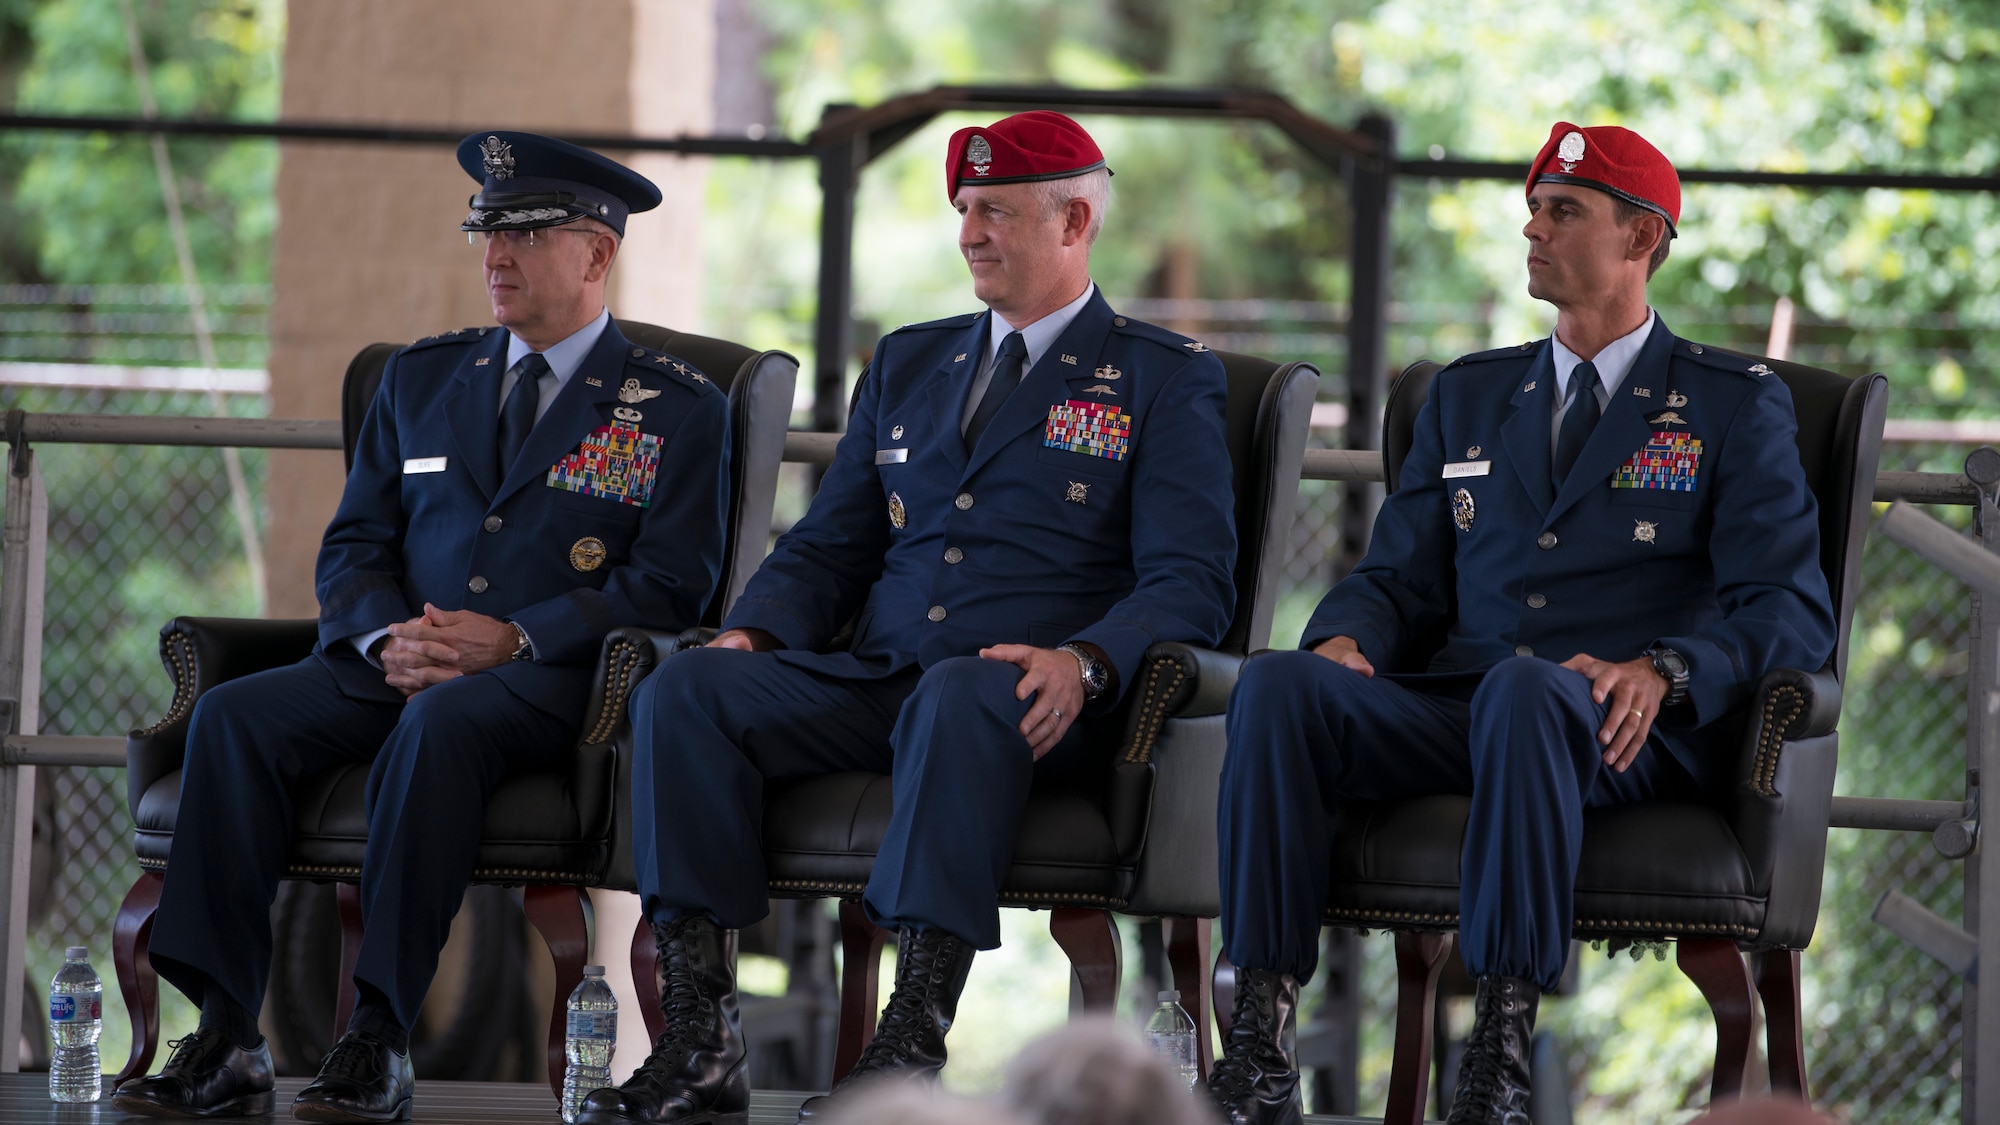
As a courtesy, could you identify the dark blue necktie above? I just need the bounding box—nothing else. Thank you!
[1553,360,1601,485]
[497,352,551,476]
[963,330,1028,449]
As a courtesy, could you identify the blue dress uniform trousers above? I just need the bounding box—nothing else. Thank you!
[148,656,573,1028]
[1217,653,1693,991]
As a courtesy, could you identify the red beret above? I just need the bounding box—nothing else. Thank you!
[1526,122,1680,237]
[945,111,1110,199]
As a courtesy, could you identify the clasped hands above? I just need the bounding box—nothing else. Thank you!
[375,603,522,697]
[1311,635,1668,773]
[708,627,1092,760]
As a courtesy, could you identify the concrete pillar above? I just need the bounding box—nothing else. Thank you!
[266,0,714,617]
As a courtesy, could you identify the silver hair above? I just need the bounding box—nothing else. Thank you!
[996,1016,1213,1125]
[1030,168,1111,243]
[816,1083,1025,1125]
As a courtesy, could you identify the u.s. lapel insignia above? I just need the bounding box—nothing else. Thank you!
[1648,410,1689,427]
[1094,365,1123,381]
[1522,381,1537,393]
[1633,520,1658,544]
[1452,488,1475,532]
[570,537,607,572]
[585,377,603,387]
[1060,353,1078,365]
[888,491,907,529]
[1080,384,1118,397]
[1666,390,1688,408]
[620,378,664,404]
[1066,481,1090,505]
[891,425,905,440]
[1466,445,1482,459]
[475,357,491,366]
[1631,386,1650,397]
[954,353,968,363]
[615,406,644,423]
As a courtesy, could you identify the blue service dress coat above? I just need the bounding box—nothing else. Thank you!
[317,320,730,714]
[722,289,1238,702]
[1302,316,1837,787]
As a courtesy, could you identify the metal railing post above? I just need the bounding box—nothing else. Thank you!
[0,434,49,1073]
[1966,450,2000,1123]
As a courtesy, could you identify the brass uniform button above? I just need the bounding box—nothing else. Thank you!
[1526,594,1547,609]
[954,493,974,510]
[468,576,489,594]
[483,515,504,532]
[944,547,963,564]
[1113,317,1128,327]
[1537,532,1557,549]
[927,606,947,622]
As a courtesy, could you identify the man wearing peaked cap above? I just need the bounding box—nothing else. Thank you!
[1207,123,1836,1124]
[117,133,728,1123]
[583,111,1236,1124]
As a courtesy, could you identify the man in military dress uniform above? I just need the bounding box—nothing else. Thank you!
[1206,124,1838,1125]
[114,133,730,1123]
[577,112,1237,1125]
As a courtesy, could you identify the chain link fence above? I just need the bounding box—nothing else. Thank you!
[2,289,1993,1118]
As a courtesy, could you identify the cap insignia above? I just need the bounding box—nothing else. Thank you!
[968,135,992,176]
[619,378,663,404]
[480,135,516,181]
[1557,131,1586,173]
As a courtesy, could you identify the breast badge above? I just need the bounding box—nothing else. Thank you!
[1666,390,1688,408]
[1613,432,1704,492]
[888,491,907,529]
[547,423,662,507]
[1079,384,1118,397]
[620,377,664,403]
[1633,520,1658,544]
[1093,365,1122,381]
[892,425,905,440]
[1452,487,1475,532]
[1466,445,1481,459]
[570,537,607,572]
[1066,481,1090,505]
[1647,411,1689,427]
[1044,400,1132,462]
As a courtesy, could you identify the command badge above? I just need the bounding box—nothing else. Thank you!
[1452,487,1475,532]
[1557,130,1586,172]
[480,135,516,180]
[1066,481,1090,504]
[889,491,907,529]
[570,537,607,572]
[1633,520,1658,544]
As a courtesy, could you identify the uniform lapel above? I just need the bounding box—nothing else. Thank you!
[925,314,989,473]
[965,291,1113,478]
[440,331,512,503]
[492,323,626,506]
[1496,345,1556,517]
[1547,317,1676,523]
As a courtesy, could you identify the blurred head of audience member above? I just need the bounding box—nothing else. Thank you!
[1688,1097,1840,1125]
[994,1017,1212,1125]
[815,1082,1025,1125]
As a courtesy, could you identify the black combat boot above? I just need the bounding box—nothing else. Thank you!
[1205,967,1304,1125]
[110,1026,277,1118]
[574,917,749,1125]
[1444,974,1539,1125]
[794,926,976,1122]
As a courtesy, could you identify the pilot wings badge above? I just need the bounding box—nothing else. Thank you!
[619,378,663,404]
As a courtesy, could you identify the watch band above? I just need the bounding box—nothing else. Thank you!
[1646,644,1689,708]
[1058,643,1107,700]
[509,622,533,662]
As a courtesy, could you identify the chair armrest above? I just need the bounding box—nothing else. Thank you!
[590,624,704,891]
[1741,666,1842,797]
[1116,643,1244,764]
[126,616,319,818]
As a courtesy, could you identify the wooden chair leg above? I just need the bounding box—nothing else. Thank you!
[524,885,590,1101]
[632,912,664,1043]
[834,899,889,1080]
[1753,948,1810,1101]
[1677,938,1756,1104]
[1163,916,1215,1078]
[333,882,363,1042]
[1384,932,1450,1125]
[112,871,164,1086]
[1212,948,1237,1038]
[1049,908,1122,1014]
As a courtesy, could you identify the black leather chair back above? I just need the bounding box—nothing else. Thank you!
[338,322,798,626]
[1214,352,1323,653]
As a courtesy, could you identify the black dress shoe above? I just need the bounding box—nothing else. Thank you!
[291,1029,415,1123]
[794,926,975,1122]
[1444,974,1539,1125]
[110,1026,276,1118]
[574,917,750,1125]
[1205,967,1304,1125]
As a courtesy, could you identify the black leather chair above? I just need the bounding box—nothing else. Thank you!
[1316,355,1886,1122]
[112,322,797,1098]
[608,351,1318,1082]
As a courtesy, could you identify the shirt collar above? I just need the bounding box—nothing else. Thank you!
[505,307,611,386]
[984,282,1096,372]
[1550,308,1656,403]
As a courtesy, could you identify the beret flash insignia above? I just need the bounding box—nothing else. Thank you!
[968,135,992,174]
[1557,130,1586,173]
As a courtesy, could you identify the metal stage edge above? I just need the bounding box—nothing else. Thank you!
[0,1074,1390,1123]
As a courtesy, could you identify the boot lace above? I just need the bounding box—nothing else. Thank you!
[1207,978,1288,1100]
[634,923,714,1078]
[847,934,959,1077]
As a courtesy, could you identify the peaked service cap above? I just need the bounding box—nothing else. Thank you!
[457,131,662,237]
[1526,122,1680,237]
[945,111,1111,199]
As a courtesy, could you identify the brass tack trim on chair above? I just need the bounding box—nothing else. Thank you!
[580,638,648,746]
[283,863,363,879]
[999,890,1128,909]
[1326,907,1456,927]
[1120,656,1186,764]
[1326,905,1757,941]
[1751,684,1807,797]
[133,628,200,737]
[770,878,870,896]
[470,867,600,882]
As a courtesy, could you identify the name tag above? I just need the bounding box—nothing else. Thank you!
[403,456,448,475]
[875,448,909,465]
[1442,461,1491,478]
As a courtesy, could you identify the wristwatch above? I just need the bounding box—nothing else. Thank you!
[509,622,534,663]
[1058,643,1109,701]
[1644,644,1689,708]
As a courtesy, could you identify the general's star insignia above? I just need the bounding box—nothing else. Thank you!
[1634,520,1658,544]
[1066,481,1090,504]
[620,378,664,404]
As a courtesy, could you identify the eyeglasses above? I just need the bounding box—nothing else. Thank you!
[467,227,601,247]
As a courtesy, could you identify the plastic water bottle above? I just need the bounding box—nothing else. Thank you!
[561,965,617,1122]
[1146,989,1199,1093]
[48,945,103,1102]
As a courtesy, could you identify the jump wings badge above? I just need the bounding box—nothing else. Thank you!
[1557,130,1586,173]
[968,135,993,176]
[1666,390,1688,408]
[1452,487,1475,532]
[480,135,516,180]
[888,491,907,529]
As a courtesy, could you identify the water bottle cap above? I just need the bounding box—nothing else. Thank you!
[65,946,87,960]
[582,965,605,977]
[1157,990,1180,1002]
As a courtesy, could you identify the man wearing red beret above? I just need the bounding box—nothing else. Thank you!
[1207,124,1835,1124]
[578,111,1237,1124]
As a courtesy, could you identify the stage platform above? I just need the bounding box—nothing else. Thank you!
[0,1074,1388,1122]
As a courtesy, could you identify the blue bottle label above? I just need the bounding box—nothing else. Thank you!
[566,1010,614,1039]
[50,991,101,1022]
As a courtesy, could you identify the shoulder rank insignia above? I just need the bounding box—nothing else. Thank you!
[1184,341,1210,353]
[620,378,663,404]
[1747,363,1773,376]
